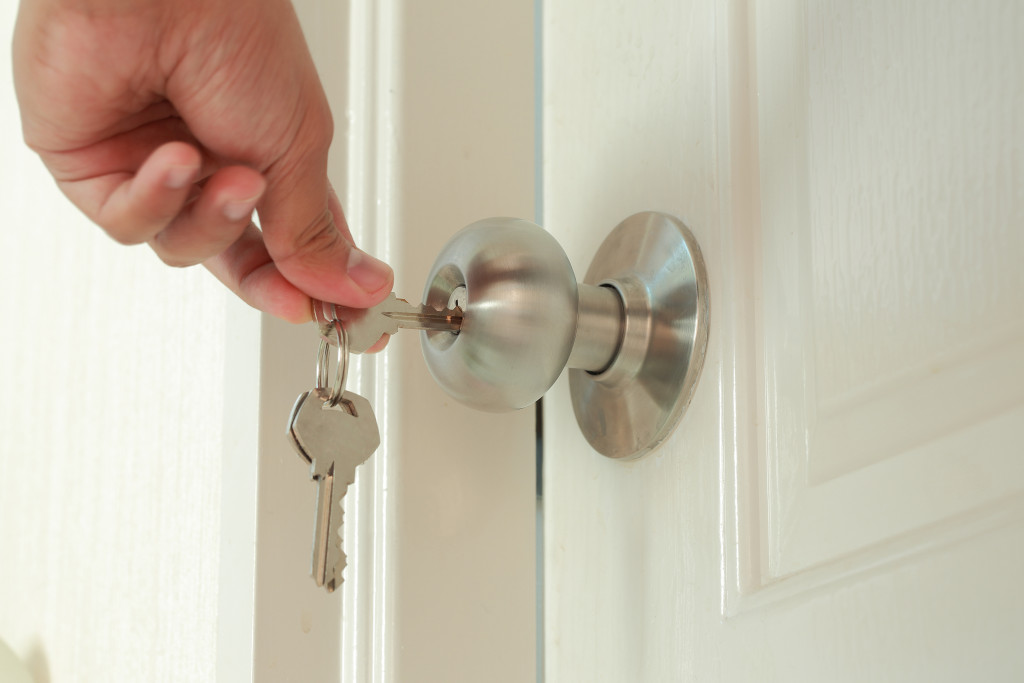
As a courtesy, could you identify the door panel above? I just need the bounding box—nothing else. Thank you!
[543,0,1024,680]
[755,0,1024,581]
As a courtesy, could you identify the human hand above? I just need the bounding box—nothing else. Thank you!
[13,0,393,323]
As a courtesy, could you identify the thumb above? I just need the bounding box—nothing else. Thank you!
[259,167,393,310]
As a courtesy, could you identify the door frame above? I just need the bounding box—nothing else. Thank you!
[230,1,540,680]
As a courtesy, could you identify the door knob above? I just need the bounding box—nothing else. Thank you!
[421,211,709,460]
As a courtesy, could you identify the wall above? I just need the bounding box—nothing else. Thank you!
[0,6,233,681]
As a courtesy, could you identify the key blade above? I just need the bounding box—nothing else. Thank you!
[321,393,379,592]
[311,466,335,589]
[382,306,463,332]
[313,466,353,593]
[321,292,463,353]
[321,472,357,592]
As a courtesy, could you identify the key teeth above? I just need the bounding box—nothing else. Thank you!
[324,553,347,592]
[325,551,347,593]
[326,496,347,592]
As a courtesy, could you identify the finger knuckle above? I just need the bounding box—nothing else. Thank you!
[149,232,202,268]
[101,210,173,246]
[290,100,333,158]
[159,253,200,268]
[280,208,345,262]
[306,98,334,147]
[105,225,150,246]
[152,244,201,268]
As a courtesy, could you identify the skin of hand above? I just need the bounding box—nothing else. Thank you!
[12,0,394,323]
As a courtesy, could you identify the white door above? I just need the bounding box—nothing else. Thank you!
[5,0,1021,681]
[543,0,1024,680]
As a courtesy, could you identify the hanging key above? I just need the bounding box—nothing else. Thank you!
[313,292,463,354]
[288,321,380,592]
[288,388,379,591]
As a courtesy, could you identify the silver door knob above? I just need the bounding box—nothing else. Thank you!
[421,211,709,460]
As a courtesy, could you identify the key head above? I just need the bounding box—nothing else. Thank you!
[288,388,381,479]
[328,293,408,353]
[288,390,316,465]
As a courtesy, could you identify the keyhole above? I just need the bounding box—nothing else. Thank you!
[447,285,468,311]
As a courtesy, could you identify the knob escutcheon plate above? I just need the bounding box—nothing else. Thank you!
[569,212,710,460]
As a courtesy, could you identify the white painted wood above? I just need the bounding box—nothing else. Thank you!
[253,1,537,681]
[754,0,1024,582]
[217,297,261,683]
[544,0,1024,680]
[355,0,537,678]
[245,4,350,679]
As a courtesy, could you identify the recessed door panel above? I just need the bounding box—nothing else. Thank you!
[754,0,1024,582]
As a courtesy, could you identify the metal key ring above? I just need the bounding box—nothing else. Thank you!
[312,299,340,345]
[316,319,348,406]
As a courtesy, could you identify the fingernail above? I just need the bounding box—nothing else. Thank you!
[165,164,198,190]
[223,197,259,222]
[347,248,393,294]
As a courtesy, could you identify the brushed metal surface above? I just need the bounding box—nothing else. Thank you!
[570,212,709,460]
[421,211,708,460]
[421,218,579,411]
